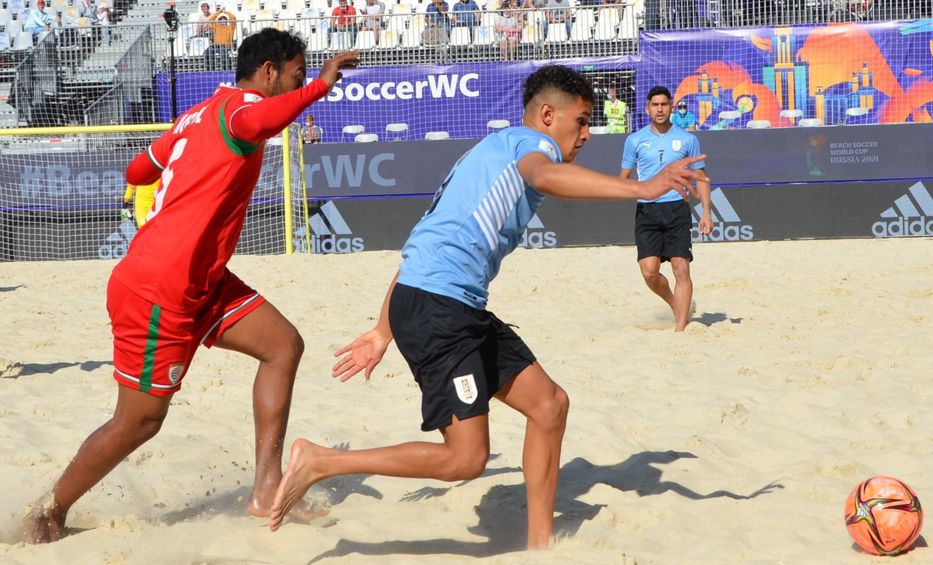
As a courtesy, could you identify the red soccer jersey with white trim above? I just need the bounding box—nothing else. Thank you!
[112,86,269,313]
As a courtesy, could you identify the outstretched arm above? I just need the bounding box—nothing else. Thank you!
[519,153,707,201]
[230,51,360,144]
[332,271,399,382]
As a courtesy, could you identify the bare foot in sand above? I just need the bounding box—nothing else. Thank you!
[22,496,65,544]
[248,493,327,523]
[269,439,328,532]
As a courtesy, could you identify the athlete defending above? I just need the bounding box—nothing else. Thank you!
[620,85,712,332]
[268,66,708,548]
[23,29,359,543]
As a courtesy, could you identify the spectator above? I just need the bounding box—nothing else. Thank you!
[423,0,450,45]
[23,0,53,39]
[671,99,698,130]
[331,0,357,44]
[96,1,111,45]
[79,0,98,21]
[495,0,522,60]
[195,1,213,37]
[360,0,384,43]
[205,4,236,70]
[545,0,571,38]
[604,87,628,133]
[302,114,323,144]
[451,0,480,31]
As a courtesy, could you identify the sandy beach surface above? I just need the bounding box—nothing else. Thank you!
[1,237,931,564]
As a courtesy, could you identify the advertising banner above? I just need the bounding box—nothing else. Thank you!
[638,20,933,130]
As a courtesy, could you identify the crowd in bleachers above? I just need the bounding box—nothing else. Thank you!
[0,0,116,53]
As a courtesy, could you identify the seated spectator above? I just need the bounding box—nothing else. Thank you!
[79,0,98,22]
[545,0,571,37]
[671,99,697,130]
[195,1,213,38]
[204,4,236,70]
[495,0,522,60]
[303,114,323,144]
[331,0,357,43]
[360,0,384,43]
[23,0,53,39]
[423,0,450,45]
[451,0,480,31]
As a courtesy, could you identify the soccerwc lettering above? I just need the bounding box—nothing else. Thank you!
[691,188,754,242]
[325,73,480,102]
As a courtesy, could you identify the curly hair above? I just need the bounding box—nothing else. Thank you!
[235,28,307,82]
[521,65,596,108]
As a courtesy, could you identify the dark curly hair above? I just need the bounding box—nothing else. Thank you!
[646,85,672,102]
[235,28,307,82]
[521,65,596,108]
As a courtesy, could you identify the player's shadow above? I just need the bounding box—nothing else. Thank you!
[0,360,111,379]
[0,285,24,292]
[307,450,782,562]
[695,312,743,326]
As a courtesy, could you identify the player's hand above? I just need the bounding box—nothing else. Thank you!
[120,200,134,223]
[698,213,713,235]
[332,328,391,382]
[319,51,361,88]
[641,155,708,201]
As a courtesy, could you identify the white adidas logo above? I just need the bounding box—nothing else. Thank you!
[98,219,138,260]
[691,188,754,242]
[871,182,933,238]
[519,213,557,249]
[308,201,365,253]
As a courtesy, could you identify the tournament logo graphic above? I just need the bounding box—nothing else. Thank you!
[519,213,557,249]
[98,219,138,260]
[453,374,478,404]
[308,201,365,253]
[871,182,933,238]
[691,188,754,242]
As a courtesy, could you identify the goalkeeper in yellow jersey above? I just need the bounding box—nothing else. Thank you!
[604,87,628,134]
[121,179,160,227]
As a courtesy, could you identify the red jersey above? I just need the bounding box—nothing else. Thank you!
[114,79,327,313]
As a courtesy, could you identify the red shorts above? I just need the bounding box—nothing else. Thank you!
[107,270,265,396]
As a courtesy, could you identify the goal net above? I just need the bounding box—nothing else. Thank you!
[0,123,306,261]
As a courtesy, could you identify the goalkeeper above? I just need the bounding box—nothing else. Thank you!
[121,180,160,227]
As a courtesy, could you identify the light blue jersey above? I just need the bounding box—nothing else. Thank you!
[620,124,704,203]
[398,126,562,310]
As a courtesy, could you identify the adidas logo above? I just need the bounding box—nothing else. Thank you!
[871,182,933,238]
[691,188,754,242]
[308,201,365,253]
[98,219,137,260]
[519,213,557,249]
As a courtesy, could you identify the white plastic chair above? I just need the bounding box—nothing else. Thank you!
[798,118,823,127]
[330,31,352,50]
[10,31,32,51]
[588,126,610,135]
[487,119,510,133]
[450,26,471,46]
[544,22,568,43]
[520,23,538,44]
[780,109,803,120]
[569,17,592,41]
[425,131,450,140]
[473,25,494,45]
[354,29,376,49]
[355,132,379,142]
[377,29,398,48]
[845,106,870,125]
[385,122,409,140]
[747,120,771,129]
[342,124,365,142]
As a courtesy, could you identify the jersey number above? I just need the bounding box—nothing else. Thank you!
[151,139,188,220]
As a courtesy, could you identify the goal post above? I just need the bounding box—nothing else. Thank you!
[0,123,306,262]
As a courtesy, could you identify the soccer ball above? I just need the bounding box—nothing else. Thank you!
[844,476,924,556]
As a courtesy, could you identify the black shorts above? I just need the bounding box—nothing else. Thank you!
[634,200,693,262]
[388,283,536,432]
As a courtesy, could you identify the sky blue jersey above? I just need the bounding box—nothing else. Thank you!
[620,124,705,203]
[398,126,562,310]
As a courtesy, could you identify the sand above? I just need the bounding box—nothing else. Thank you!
[1,237,931,564]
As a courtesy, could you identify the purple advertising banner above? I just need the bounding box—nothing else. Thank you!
[637,20,933,131]
[155,56,638,141]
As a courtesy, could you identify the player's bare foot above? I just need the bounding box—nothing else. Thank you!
[269,439,328,532]
[247,495,327,522]
[22,496,66,544]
